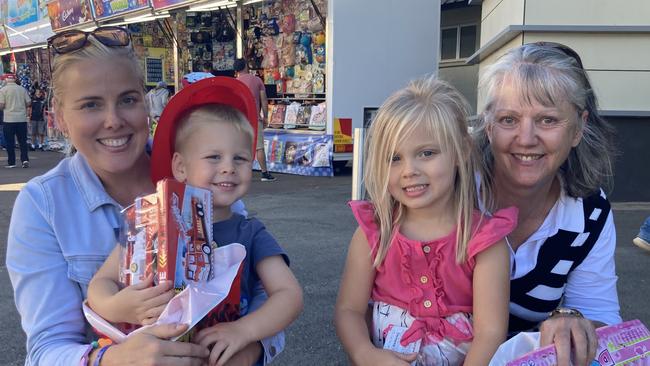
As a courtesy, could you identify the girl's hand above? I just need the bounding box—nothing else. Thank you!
[539,315,597,366]
[355,346,417,366]
[110,274,176,325]
[100,323,208,366]
[193,321,254,366]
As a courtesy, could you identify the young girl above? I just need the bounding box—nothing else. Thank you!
[334,77,517,366]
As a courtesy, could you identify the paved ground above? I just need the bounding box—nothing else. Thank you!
[0,151,648,365]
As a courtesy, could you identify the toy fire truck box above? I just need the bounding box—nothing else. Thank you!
[504,319,650,366]
[155,178,243,335]
[83,243,245,343]
[87,179,243,342]
[119,194,159,287]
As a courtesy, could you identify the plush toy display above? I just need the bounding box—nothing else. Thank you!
[241,0,328,130]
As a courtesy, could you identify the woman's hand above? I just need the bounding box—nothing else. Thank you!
[194,321,255,366]
[99,323,208,366]
[539,314,597,366]
[110,274,176,325]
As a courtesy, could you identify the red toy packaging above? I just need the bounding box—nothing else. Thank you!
[112,178,242,340]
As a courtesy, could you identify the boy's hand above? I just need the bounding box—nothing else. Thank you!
[194,321,255,366]
[110,273,175,325]
[220,341,262,366]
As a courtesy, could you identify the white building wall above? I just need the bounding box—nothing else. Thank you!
[479,0,524,45]
[524,0,650,25]
[326,0,439,134]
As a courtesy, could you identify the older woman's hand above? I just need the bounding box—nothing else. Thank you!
[539,314,597,366]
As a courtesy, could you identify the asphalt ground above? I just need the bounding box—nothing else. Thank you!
[1,150,648,365]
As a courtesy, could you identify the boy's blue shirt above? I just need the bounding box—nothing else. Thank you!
[212,213,289,364]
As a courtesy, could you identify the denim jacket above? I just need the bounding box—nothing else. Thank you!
[7,153,283,365]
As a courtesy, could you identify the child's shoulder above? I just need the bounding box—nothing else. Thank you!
[348,200,376,227]
[466,207,518,258]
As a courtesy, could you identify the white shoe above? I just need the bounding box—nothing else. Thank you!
[633,237,650,252]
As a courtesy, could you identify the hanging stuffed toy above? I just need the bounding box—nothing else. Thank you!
[261,36,279,69]
[264,18,280,36]
[298,32,313,64]
[292,31,301,44]
[314,44,325,64]
[280,14,296,34]
[314,31,325,46]
[280,34,295,66]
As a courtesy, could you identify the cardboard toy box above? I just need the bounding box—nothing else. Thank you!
[506,319,650,366]
[118,178,242,335]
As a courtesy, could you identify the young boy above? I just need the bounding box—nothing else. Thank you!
[87,78,303,366]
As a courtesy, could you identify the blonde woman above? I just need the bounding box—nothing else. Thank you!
[7,27,208,365]
[335,77,517,366]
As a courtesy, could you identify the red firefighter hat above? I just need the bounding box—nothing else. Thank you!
[150,76,258,184]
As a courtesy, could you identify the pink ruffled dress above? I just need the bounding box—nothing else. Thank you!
[349,201,517,365]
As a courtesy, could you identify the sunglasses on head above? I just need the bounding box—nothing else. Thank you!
[47,26,131,54]
[532,41,585,69]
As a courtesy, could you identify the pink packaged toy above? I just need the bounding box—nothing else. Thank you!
[506,319,650,366]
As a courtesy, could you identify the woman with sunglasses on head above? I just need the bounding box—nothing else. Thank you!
[474,42,620,366]
[6,27,209,365]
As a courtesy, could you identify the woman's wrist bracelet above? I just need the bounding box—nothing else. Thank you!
[92,345,112,366]
[549,307,584,319]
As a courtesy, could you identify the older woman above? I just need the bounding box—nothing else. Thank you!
[6,27,278,366]
[474,42,620,366]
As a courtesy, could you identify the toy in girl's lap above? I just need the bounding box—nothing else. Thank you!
[335,76,518,366]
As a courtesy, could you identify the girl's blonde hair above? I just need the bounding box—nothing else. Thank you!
[364,76,486,266]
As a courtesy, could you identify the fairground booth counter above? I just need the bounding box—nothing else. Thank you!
[0,0,440,177]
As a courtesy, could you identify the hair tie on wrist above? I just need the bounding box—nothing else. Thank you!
[93,345,112,366]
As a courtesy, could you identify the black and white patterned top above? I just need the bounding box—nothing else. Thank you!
[507,189,621,333]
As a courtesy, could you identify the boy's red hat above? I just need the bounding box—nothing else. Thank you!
[150,76,258,184]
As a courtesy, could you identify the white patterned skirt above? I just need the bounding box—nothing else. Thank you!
[372,301,473,366]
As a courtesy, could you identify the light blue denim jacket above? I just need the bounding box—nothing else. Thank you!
[7,153,283,365]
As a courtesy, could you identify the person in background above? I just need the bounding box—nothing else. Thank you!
[182,61,216,88]
[474,42,620,366]
[234,58,276,182]
[0,73,31,168]
[633,216,650,252]
[0,80,4,150]
[145,81,169,135]
[30,88,47,150]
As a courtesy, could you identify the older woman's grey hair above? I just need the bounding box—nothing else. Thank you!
[474,42,616,200]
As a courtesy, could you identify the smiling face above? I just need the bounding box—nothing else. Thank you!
[55,58,149,179]
[387,123,457,216]
[172,118,253,220]
[487,77,584,191]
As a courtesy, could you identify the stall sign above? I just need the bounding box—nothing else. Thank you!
[7,0,38,27]
[47,0,93,31]
[253,131,333,177]
[150,0,186,11]
[91,0,149,20]
[333,118,353,153]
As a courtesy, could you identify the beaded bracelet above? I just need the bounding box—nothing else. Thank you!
[92,345,112,366]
